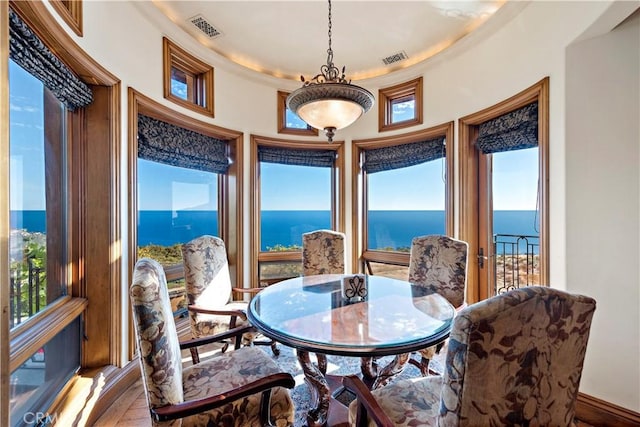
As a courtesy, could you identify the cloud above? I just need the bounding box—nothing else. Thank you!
[10,121,44,130]
[10,102,39,113]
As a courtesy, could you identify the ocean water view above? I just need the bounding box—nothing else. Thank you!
[11,210,539,252]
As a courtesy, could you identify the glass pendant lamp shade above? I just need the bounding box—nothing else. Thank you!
[288,82,374,140]
[286,0,374,142]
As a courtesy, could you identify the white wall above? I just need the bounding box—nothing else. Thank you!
[54,0,639,412]
[566,9,640,411]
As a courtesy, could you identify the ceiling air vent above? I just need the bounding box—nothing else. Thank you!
[188,14,222,38]
[382,51,408,66]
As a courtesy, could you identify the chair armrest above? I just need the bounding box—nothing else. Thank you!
[231,287,262,295]
[178,325,255,350]
[342,375,395,427]
[187,304,247,321]
[151,372,296,422]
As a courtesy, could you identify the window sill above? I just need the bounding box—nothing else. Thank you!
[10,296,88,371]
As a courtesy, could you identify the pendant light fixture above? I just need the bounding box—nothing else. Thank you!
[286,0,374,143]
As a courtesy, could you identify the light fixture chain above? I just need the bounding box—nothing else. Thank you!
[286,0,374,143]
[327,0,333,59]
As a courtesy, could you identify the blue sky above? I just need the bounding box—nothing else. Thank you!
[9,60,46,211]
[258,148,538,211]
[11,59,539,212]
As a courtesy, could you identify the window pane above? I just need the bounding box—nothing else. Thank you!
[260,163,331,252]
[170,67,188,100]
[492,147,540,291]
[259,261,303,285]
[9,60,66,328]
[285,108,309,130]
[367,160,445,251]
[10,316,80,427]
[391,96,415,123]
[365,262,409,281]
[137,158,218,267]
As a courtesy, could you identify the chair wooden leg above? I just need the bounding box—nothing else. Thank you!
[189,347,200,365]
[407,353,430,376]
[270,340,280,356]
[419,356,430,376]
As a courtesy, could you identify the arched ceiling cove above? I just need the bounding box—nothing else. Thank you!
[148,1,518,82]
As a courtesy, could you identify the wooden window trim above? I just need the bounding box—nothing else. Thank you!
[249,135,345,287]
[276,90,318,136]
[0,3,9,422]
[163,37,214,117]
[352,122,454,272]
[49,0,82,37]
[378,76,423,132]
[458,77,550,304]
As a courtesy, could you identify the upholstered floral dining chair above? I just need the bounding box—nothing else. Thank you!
[302,229,346,276]
[343,286,597,427]
[130,257,295,427]
[302,229,347,374]
[182,235,278,363]
[407,235,469,376]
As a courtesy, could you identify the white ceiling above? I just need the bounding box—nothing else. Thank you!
[149,1,511,82]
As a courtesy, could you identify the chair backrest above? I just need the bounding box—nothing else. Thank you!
[302,229,346,275]
[439,286,596,427]
[408,235,468,308]
[182,235,232,308]
[130,257,184,410]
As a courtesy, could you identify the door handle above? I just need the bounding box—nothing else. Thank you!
[477,248,488,268]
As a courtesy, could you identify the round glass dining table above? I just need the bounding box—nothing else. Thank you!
[248,274,455,427]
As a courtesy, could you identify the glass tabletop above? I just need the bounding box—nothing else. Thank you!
[247,274,455,357]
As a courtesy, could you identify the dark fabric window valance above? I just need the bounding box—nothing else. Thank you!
[258,146,336,168]
[476,102,538,154]
[9,8,93,111]
[363,137,445,174]
[137,114,229,174]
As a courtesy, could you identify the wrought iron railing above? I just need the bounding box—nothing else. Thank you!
[493,234,540,294]
[9,258,45,328]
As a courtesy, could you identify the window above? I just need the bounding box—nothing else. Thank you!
[354,123,454,279]
[277,91,318,136]
[135,112,229,271]
[378,76,423,132]
[163,37,214,117]
[130,89,243,335]
[9,59,67,327]
[5,3,106,421]
[49,0,82,36]
[492,147,540,294]
[250,136,344,286]
[10,317,80,426]
[137,159,219,269]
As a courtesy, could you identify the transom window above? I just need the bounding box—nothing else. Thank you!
[379,76,423,132]
[49,0,82,36]
[277,90,318,136]
[163,37,214,117]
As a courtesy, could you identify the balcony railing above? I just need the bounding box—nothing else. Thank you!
[9,258,45,328]
[493,234,540,295]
